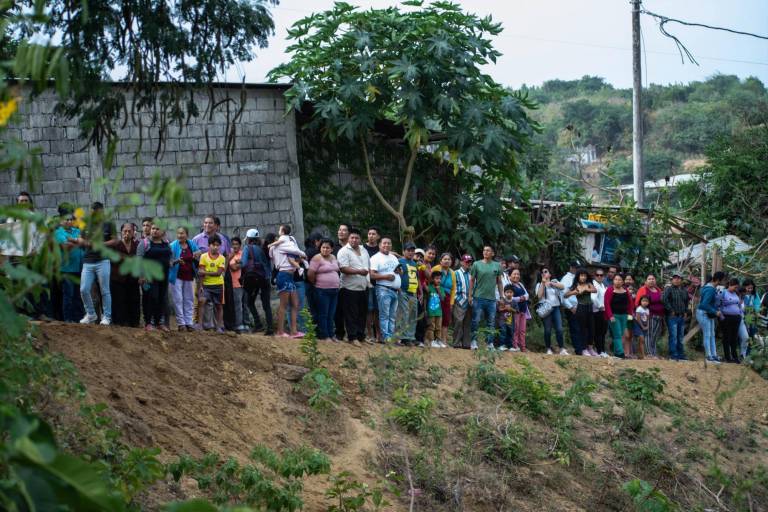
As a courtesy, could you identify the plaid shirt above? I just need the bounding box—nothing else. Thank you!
[455,267,471,308]
[662,285,689,316]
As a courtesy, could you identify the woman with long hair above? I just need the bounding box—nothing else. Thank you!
[603,273,632,358]
[565,269,598,356]
[432,252,456,346]
[719,277,743,364]
[169,226,200,331]
[634,274,664,359]
[535,266,566,355]
[509,268,530,351]
[308,239,341,341]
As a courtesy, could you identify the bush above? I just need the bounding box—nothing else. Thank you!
[298,368,343,414]
[623,478,679,511]
[465,414,526,465]
[616,368,665,404]
[388,386,437,437]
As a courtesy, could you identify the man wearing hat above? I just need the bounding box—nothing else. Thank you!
[240,228,274,334]
[453,254,473,348]
[663,272,690,361]
[397,242,420,345]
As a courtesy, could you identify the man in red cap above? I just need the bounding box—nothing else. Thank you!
[452,253,473,348]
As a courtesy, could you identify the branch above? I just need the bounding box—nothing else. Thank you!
[361,135,399,220]
[403,447,416,512]
[398,147,418,217]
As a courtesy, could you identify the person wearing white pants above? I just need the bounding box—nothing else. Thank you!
[169,227,200,331]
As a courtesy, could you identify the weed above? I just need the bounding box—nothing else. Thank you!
[324,471,389,511]
[622,401,646,435]
[623,478,679,511]
[341,356,359,370]
[615,368,665,404]
[683,446,708,462]
[426,364,445,385]
[465,413,526,465]
[714,370,749,416]
[388,386,437,437]
[298,309,323,369]
[297,368,343,414]
[746,335,768,380]
[168,445,331,510]
[367,351,424,394]
[554,358,571,369]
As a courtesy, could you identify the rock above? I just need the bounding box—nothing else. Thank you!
[274,363,310,382]
[686,373,697,383]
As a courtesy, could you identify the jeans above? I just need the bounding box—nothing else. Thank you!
[696,309,717,359]
[232,287,246,329]
[666,315,686,359]
[80,260,111,321]
[397,292,418,341]
[499,323,514,348]
[471,297,497,345]
[609,314,628,357]
[375,286,399,341]
[61,273,85,322]
[543,307,564,349]
[313,287,339,339]
[172,279,195,327]
[565,308,583,354]
[285,280,306,332]
[245,279,273,333]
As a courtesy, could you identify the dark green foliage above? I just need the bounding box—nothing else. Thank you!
[615,368,665,405]
[324,471,388,512]
[298,368,343,414]
[465,414,526,465]
[168,445,330,511]
[388,386,439,438]
[623,478,679,512]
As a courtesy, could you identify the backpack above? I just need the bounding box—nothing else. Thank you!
[240,244,267,290]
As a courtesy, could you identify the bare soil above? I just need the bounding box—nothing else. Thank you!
[38,322,768,511]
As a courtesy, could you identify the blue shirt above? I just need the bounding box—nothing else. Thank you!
[240,243,271,274]
[54,226,83,274]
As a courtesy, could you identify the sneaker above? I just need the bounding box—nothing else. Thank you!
[279,333,291,338]
[430,340,442,348]
[588,348,599,357]
[599,352,609,358]
[99,317,111,326]
[80,314,97,324]
[292,331,305,339]
[546,349,554,355]
[418,342,425,348]
[351,340,362,347]
[487,344,495,351]
[470,340,478,350]
[498,345,509,351]
[711,357,721,364]
[145,324,155,331]
[192,323,203,331]
[510,347,520,352]
[216,327,225,334]
[559,348,569,356]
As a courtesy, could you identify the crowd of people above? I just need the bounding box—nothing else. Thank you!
[9,192,766,363]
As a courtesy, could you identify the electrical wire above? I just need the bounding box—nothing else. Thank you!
[641,9,768,65]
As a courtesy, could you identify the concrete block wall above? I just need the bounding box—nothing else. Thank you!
[2,84,305,243]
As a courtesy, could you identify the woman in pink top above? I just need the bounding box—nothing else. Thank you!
[308,239,341,341]
[634,274,665,358]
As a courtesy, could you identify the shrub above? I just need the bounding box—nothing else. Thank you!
[466,414,526,465]
[298,368,343,414]
[616,368,665,404]
[324,471,389,512]
[623,478,679,511]
[388,386,436,436]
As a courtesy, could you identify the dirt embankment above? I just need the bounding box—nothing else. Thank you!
[39,322,768,511]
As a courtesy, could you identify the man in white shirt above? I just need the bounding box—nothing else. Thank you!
[369,236,401,343]
[591,269,609,357]
[337,228,370,345]
[560,260,584,355]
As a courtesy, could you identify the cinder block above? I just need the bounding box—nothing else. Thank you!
[221,188,239,201]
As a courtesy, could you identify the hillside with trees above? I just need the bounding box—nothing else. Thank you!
[521,74,768,187]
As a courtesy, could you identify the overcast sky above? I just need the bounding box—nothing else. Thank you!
[230,0,768,89]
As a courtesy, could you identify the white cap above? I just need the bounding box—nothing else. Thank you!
[246,228,259,239]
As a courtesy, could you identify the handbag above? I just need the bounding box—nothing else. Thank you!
[535,300,553,319]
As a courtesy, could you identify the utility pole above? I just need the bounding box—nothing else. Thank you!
[632,0,645,208]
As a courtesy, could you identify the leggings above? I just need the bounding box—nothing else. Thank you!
[575,304,594,347]
[721,314,741,361]
[609,314,628,357]
[645,316,663,356]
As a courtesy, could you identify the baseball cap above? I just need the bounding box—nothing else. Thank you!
[403,242,417,250]
[461,254,473,262]
[414,248,426,257]
[246,228,260,239]
[569,259,583,268]
[505,254,520,263]
[672,272,682,279]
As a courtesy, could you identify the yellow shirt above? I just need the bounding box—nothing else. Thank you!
[199,252,225,286]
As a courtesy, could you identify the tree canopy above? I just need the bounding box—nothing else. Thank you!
[270,0,536,237]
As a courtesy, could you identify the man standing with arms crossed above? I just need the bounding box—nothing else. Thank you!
[369,236,401,344]
[468,245,504,350]
[337,228,370,346]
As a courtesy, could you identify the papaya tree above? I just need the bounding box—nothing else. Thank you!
[269,0,536,239]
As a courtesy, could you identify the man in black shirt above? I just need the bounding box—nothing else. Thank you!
[79,202,116,325]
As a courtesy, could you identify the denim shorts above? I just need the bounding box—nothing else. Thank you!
[276,271,296,294]
[368,287,378,312]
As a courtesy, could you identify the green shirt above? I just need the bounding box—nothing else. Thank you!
[470,260,502,301]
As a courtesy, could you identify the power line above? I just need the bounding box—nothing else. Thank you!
[641,9,768,65]
[641,9,768,41]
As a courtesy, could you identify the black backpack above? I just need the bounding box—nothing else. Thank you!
[240,244,267,289]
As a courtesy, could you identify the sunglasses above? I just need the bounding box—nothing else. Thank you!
[596,273,604,277]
